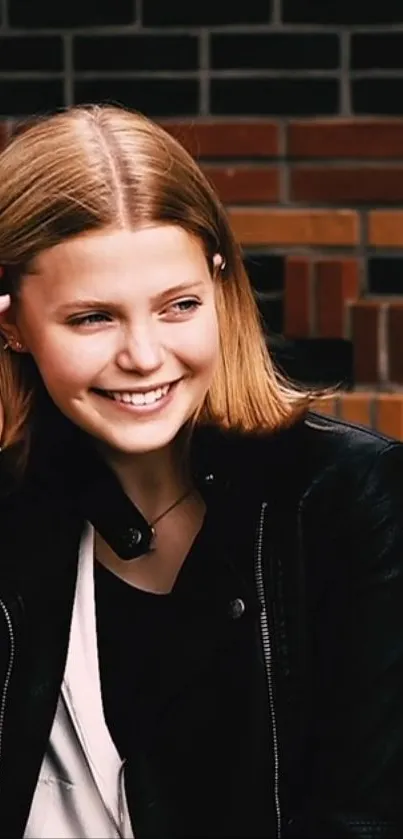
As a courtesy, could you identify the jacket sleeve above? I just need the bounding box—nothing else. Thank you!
[288,441,403,839]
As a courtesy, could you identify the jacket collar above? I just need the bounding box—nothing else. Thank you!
[26,408,316,561]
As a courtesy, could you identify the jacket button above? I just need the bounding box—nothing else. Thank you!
[229,598,245,619]
[128,528,142,547]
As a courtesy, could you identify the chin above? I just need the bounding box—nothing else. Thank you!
[67,401,197,455]
[96,428,183,457]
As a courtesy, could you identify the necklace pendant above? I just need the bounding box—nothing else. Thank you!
[149,526,157,551]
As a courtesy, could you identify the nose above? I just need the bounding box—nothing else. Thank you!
[116,322,164,374]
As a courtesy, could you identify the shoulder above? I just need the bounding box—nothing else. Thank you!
[249,411,402,485]
[227,412,403,513]
[300,411,403,489]
[298,410,402,474]
[285,415,403,555]
[275,411,403,503]
[195,412,403,494]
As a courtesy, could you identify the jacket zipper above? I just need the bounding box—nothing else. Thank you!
[0,598,15,766]
[254,501,282,839]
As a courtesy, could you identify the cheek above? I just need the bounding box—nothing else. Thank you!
[24,326,97,392]
[201,310,220,364]
[37,353,85,391]
[176,310,220,371]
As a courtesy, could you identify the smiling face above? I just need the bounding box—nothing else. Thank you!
[12,226,220,458]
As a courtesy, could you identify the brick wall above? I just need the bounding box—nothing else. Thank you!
[2,0,403,436]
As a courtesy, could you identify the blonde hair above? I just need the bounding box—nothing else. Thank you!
[0,104,313,465]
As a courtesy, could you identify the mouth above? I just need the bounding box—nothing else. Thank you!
[92,380,179,407]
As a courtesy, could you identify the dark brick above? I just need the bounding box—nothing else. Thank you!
[0,80,64,117]
[368,257,403,295]
[211,78,339,117]
[74,35,198,72]
[352,34,403,71]
[283,0,403,24]
[211,33,339,71]
[351,301,380,384]
[353,79,403,116]
[0,37,63,72]
[256,296,283,336]
[9,0,135,27]
[388,304,403,383]
[0,123,9,150]
[142,0,271,26]
[284,256,312,338]
[74,79,199,117]
[270,336,353,388]
[243,254,284,293]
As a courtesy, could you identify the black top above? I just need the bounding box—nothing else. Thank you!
[94,515,274,838]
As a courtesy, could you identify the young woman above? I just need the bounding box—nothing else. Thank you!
[0,105,401,839]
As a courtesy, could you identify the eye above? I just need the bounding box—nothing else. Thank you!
[68,312,112,327]
[167,298,202,316]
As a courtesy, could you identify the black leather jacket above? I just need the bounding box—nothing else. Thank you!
[0,412,402,838]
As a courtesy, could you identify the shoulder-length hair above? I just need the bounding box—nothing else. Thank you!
[0,104,314,467]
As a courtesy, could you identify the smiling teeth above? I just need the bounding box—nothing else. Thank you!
[108,384,170,406]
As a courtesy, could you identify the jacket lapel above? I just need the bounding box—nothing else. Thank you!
[0,484,82,838]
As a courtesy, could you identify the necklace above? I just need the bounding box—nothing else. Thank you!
[149,486,194,529]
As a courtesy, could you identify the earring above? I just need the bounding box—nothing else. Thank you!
[3,337,24,352]
[213,253,226,274]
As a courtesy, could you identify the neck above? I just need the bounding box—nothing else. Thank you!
[100,437,192,523]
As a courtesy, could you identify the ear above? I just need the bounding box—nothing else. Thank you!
[0,303,28,353]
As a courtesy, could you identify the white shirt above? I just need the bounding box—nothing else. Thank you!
[24,524,134,839]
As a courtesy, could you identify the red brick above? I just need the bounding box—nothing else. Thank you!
[375,395,403,440]
[315,258,360,339]
[284,256,313,338]
[228,209,359,247]
[339,393,373,427]
[311,395,338,417]
[202,166,280,203]
[351,301,381,384]
[314,391,403,438]
[288,119,403,159]
[291,167,403,203]
[387,303,403,384]
[368,211,403,247]
[161,121,279,158]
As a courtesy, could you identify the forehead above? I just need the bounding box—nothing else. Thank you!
[33,225,206,275]
[22,225,211,306]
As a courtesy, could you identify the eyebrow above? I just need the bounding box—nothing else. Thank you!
[54,280,206,316]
